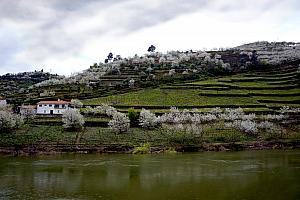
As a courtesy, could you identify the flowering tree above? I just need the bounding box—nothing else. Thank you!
[168,69,176,76]
[20,106,36,123]
[62,109,85,130]
[225,120,258,135]
[129,79,135,88]
[139,108,160,129]
[101,104,118,116]
[108,112,130,133]
[0,111,24,132]
[82,104,118,117]
[71,99,83,108]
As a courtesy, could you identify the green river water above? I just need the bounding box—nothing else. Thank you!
[0,150,300,200]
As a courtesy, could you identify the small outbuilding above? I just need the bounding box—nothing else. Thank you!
[19,105,37,115]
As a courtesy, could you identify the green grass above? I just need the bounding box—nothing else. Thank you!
[79,63,299,114]
[82,88,259,106]
[249,88,300,94]
[182,77,298,89]
[254,96,300,101]
[82,69,299,111]
[0,125,78,146]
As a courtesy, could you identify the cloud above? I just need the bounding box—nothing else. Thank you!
[0,0,299,75]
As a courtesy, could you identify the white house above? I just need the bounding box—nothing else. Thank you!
[37,100,71,115]
[0,96,7,107]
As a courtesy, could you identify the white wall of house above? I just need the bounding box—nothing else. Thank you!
[37,103,70,115]
[0,99,7,107]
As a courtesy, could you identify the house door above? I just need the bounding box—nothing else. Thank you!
[50,110,54,115]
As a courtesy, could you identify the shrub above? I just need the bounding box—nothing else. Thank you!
[128,108,139,126]
[14,114,24,129]
[108,112,130,133]
[62,109,85,130]
[132,143,151,154]
[212,131,246,143]
[258,121,282,140]
[164,147,177,154]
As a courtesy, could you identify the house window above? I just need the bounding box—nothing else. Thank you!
[49,104,52,107]
[58,110,60,113]
[54,104,59,108]
[44,110,46,113]
[39,105,42,107]
[62,104,65,108]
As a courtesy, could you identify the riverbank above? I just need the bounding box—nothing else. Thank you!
[1,140,300,156]
[1,125,300,156]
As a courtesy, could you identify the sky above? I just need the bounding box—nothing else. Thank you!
[0,0,299,75]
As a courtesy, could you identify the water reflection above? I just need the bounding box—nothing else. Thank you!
[0,151,300,200]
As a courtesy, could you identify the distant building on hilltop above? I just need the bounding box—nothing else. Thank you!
[0,96,7,107]
[36,99,71,115]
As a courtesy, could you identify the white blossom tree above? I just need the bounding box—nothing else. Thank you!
[108,112,130,133]
[62,109,85,130]
[139,108,160,129]
[0,111,24,132]
[129,79,135,88]
[226,120,257,135]
[71,99,83,108]
[20,106,36,122]
[168,69,176,76]
[101,104,118,116]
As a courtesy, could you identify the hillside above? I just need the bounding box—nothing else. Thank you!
[1,41,300,153]
[20,42,300,131]
[2,41,300,111]
[6,46,252,104]
[0,71,61,102]
[82,62,300,114]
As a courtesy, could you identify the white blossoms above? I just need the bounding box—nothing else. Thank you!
[0,111,24,131]
[71,99,83,108]
[108,112,130,133]
[62,109,85,130]
[139,109,160,129]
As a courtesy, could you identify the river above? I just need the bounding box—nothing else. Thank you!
[0,150,300,200]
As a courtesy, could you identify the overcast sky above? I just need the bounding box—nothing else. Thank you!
[0,0,299,75]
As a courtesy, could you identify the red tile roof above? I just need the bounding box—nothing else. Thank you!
[37,100,70,105]
[19,105,37,109]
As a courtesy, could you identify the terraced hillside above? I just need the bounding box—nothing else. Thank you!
[0,71,61,101]
[82,62,300,115]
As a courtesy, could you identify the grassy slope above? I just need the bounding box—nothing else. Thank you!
[82,64,300,112]
[83,88,259,106]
